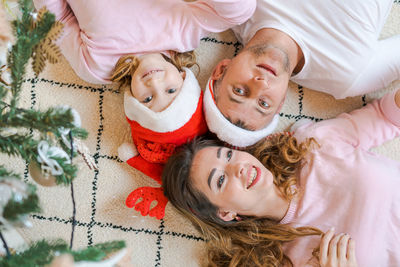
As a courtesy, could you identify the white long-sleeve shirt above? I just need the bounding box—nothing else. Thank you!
[232,0,396,98]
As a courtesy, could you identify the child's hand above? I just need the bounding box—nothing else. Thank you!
[125,186,168,219]
[319,228,357,267]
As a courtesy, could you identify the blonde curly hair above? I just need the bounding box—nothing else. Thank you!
[110,51,197,89]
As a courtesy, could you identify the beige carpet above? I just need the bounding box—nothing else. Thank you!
[2,3,400,266]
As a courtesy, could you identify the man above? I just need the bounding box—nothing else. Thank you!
[204,0,400,147]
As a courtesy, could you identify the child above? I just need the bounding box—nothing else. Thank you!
[32,0,257,219]
[113,52,208,220]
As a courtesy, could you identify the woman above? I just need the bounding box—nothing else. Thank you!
[162,89,400,266]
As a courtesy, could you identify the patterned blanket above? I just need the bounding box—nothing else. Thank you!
[3,3,399,266]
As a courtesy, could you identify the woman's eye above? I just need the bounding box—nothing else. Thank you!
[259,99,269,108]
[227,149,232,161]
[142,96,153,103]
[217,175,225,189]
[233,87,245,95]
[167,88,176,94]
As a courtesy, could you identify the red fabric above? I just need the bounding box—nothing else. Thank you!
[126,187,167,220]
[126,155,163,184]
[125,91,207,219]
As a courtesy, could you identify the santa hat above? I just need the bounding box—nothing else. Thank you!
[203,78,279,147]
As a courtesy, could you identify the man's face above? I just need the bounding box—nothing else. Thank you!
[213,45,291,130]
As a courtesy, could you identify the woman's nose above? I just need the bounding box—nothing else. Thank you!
[227,162,244,179]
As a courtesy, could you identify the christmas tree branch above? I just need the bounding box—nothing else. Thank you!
[1,107,79,132]
[8,0,55,115]
[0,240,126,266]
[0,134,37,160]
[3,190,40,222]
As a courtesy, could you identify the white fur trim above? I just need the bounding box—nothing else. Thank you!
[204,78,279,147]
[118,143,138,162]
[124,67,201,133]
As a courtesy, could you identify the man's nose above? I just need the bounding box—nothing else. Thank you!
[251,76,269,94]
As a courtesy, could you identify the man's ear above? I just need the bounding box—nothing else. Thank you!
[211,59,231,80]
[217,210,236,222]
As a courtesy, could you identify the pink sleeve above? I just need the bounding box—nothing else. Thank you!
[187,0,256,33]
[296,91,400,150]
[33,0,71,20]
[33,0,108,84]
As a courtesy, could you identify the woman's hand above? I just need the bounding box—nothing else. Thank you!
[319,228,357,267]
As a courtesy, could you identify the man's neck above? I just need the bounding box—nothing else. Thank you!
[246,28,304,74]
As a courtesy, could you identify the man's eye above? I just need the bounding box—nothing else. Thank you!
[217,175,225,189]
[259,99,269,108]
[233,87,245,95]
[227,149,232,161]
[167,88,176,94]
[142,96,153,103]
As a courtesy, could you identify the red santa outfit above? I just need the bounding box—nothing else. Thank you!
[119,68,208,219]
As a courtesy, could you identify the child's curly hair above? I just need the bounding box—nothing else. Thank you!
[110,51,197,89]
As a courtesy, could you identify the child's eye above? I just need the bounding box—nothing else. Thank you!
[167,88,176,94]
[142,96,153,103]
[217,175,225,189]
[227,149,232,161]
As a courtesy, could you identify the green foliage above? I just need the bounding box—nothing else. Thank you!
[2,188,40,222]
[8,0,55,111]
[51,155,78,185]
[0,240,67,267]
[0,166,20,180]
[0,240,126,267]
[0,134,37,160]
[71,241,126,262]
[0,2,125,266]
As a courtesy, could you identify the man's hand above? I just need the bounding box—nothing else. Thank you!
[319,228,357,267]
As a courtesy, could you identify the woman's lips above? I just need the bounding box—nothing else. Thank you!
[257,64,276,76]
[247,166,261,189]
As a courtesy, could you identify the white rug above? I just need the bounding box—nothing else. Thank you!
[2,2,399,266]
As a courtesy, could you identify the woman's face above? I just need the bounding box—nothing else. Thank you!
[130,53,185,112]
[190,146,280,221]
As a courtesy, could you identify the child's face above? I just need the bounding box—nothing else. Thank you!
[130,53,185,112]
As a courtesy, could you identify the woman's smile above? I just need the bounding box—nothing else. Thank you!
[247,166,261,189]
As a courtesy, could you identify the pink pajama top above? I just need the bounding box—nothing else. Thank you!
[281,91,400,266]
[33,0,256,84]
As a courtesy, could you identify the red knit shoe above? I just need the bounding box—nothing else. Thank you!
[126,186,167,220]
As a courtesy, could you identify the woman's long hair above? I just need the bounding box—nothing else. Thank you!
[162,134,322,267]
[110,51,197,89]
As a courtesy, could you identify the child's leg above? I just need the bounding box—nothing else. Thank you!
[348,35,400,95]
